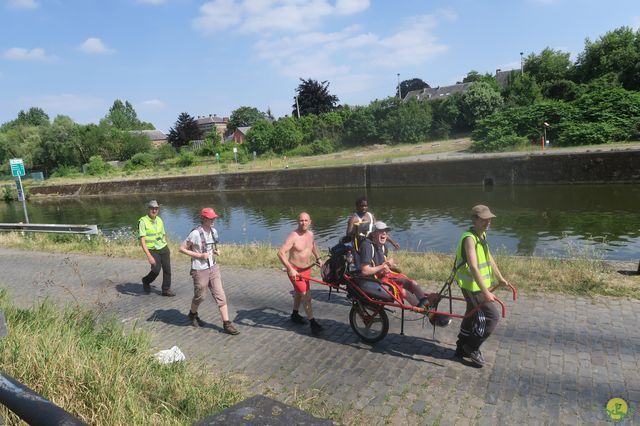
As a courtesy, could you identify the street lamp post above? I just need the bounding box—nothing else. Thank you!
[520,52,524,73]
[397,73,401,99]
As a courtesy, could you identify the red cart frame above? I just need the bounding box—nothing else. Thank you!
[303,268,516,343]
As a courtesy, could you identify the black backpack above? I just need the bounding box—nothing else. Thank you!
[321,243,352,284]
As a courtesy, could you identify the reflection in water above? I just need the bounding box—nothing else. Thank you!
[1,184,639,260]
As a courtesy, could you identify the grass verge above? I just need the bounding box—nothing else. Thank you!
[0,232,638,299]
[0,289,244,425]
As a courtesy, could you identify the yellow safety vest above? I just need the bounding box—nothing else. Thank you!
[454,230,493,292]
[138,215,167,250]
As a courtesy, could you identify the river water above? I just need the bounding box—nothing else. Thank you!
[1,184,639,260]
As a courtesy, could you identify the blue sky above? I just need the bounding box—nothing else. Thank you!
[1,0,638,132]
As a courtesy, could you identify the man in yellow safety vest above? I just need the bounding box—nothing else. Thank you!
[139,200,174,296]
[453,205,511,367]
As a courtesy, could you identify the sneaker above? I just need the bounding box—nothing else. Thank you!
[291,312,306,324]
[161,290,176,297]
[310,320,323,335]
[452,347,466,360]
[188,311,205,327]
[223,321,239,335]
[463,344,485,367]
[417,297,429,309]
[142,278,151,293]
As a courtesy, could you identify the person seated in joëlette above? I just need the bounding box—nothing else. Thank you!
[354,221,437,309]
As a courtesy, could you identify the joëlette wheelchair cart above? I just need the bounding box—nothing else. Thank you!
[305,243,517,344]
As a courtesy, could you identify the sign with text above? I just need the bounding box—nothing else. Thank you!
[9,158,25,177]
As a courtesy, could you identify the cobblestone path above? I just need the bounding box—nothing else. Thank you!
[0,248,637,425]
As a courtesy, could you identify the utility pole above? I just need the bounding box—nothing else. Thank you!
[397,73,401,99]
[520,52,524,73]
[295,96,301,118]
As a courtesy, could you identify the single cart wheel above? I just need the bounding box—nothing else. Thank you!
[349,300,389,344]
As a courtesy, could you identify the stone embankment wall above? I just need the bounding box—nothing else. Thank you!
[29,150,640,197]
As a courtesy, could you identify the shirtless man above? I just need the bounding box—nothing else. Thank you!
[278,212,324,334]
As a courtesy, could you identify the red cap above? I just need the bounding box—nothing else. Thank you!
[200,208,219,219]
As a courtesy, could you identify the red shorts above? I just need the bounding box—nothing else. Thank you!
[288,265,312,293]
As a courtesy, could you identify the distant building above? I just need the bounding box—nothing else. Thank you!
[228,126,251,144]
[404,82,473,102]
[196,114,229,139]
[128,130,168,148]
[495,68,521,88]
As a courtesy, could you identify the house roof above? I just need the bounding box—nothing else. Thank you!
[404,82,473,101]
[236,126,251,134]
[129,130,167,140]
[196,115,225,125]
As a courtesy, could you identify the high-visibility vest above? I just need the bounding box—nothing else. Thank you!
[454,230,493,292]
[138,215,167,250]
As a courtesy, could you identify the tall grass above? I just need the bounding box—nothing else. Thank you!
[0,232,638,299]
[0,290,243,425]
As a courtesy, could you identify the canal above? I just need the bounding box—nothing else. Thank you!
[1,184,639,261]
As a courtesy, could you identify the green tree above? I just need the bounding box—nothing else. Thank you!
[342,106,377,146]
[101,100,154,130]
[1,107,50,130]
[458,82,504,129]
[575,26,640,90]
[271,117,303,152]
[398,78,430,99]
[33,116,83,173]
[524,48,573,85]
[245,120,274,154]
[502,73,543,107]
[227,106,267,135]
[430,97,460,139]
[292,78,339,116]
[371,97,432,144]
[168,113,201,149]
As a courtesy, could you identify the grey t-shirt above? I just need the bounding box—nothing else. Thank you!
[185,227,219,270]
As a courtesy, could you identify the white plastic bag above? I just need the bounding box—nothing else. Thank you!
[154,345,186,364]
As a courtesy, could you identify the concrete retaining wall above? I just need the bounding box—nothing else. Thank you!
[29,149,640,197]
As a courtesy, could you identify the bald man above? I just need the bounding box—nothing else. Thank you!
[278,212,324,335]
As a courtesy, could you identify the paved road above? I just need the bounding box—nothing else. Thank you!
[0,248,638,425]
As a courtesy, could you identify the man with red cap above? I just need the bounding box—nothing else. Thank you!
[179,207,239,335]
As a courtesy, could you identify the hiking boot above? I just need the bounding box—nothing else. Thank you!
[310,319,323,335]
[142,278,151,293]
[223,321,239,335]
[161,289,176,297]
[188,311,205,327]
[291,311,306,324]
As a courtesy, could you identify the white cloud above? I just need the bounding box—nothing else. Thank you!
[7,0,38,10]
[370,14,449,67]
[139,99,166,108]
[78,38,114,55]
[193,0,242,34]
[4,47,54,61]
[335,0,369,15]
[136,0,166,4]
[18,94,104,120]
[193,0,371,35]
[254,12,450,79]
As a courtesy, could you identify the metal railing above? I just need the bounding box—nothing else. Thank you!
[0,223,98,236]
